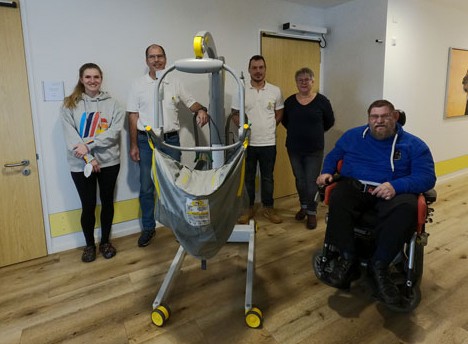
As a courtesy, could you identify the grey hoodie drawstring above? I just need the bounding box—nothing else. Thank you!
[83,96,88,117]
[83,94,100,116]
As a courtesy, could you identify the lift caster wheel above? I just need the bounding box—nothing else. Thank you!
[152,304,171,327]
[245,306,263,328]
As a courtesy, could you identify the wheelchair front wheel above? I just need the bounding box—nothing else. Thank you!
[312,251,327,281]
[312,249,339,282]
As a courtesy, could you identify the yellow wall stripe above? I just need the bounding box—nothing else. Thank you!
[49,198,140,237]
[435,155,468,177]
[47,155,467,237]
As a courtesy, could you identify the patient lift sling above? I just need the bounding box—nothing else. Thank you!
[147,32,263,329]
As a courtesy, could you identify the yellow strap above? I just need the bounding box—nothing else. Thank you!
[236,140,248,197]
[148,137,161,198]
[242,124,250,149]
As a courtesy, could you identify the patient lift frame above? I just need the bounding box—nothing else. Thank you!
[150,32,263,329]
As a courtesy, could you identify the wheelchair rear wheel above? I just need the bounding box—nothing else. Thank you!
[393,241,424,286]
[385,283,421,313]
[413,242,424,285]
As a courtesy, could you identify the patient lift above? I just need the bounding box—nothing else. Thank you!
[147,32,263,328]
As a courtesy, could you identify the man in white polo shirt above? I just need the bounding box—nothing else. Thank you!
[127,44,209,247]
[231,55,284,224]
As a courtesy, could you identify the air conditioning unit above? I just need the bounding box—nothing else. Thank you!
[282,22,328,35]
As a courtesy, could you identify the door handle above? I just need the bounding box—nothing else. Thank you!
[4,159,30,168]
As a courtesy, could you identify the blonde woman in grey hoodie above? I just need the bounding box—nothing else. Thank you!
[61,63,125,262]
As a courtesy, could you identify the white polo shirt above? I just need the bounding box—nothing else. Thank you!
[127,72,196,133]
[232,81,284,146]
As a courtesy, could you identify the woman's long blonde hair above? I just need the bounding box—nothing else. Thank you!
[63,63,103,109]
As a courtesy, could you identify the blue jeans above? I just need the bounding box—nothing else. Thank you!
[138,133,156,231]
[158,132,181,162]
[138,131,181,231]
[245,145,276,207]
[287,150,323,213]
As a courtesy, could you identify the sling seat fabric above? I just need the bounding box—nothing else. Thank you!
[152,142,247,260]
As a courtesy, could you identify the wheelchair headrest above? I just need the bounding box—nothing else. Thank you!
[397,110,406,126]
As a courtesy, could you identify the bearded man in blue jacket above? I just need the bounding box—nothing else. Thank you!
[316,99,436,305]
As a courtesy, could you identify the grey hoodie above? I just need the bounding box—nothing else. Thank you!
[61,91,125,172]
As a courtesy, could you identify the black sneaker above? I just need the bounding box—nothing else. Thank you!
[328,257,360,289]
[99,242,117,259]
[138,229,155,247]
[371,261,401,305]
[81,245,96,263]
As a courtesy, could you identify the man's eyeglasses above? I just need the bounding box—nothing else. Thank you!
[368,113,394,121]
[147,54,165,60]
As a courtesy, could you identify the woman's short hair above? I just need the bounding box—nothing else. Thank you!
[295,67,314,80]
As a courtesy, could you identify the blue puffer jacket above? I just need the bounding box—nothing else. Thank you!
[322,124,436,194]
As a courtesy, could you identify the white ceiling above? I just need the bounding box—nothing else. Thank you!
[284,0,468,10]
[282,0,355,8]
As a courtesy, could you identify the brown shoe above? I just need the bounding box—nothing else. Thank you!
[99,242,117,259]
[238,207,254,224]
[306,215,317,230]
[295,208,306,221]
[82,245,96,263]
[263,207,282,224]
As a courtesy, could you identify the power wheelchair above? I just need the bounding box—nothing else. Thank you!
[313,112,437,312]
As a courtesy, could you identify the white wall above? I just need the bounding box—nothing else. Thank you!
[20,0,326,253]
[323,0,388,132]
[320,0,388,154]
[322,0,468,166]
[384,0,468,162]
[21,0,468,253]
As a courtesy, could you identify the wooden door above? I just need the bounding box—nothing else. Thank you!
[0,1,47,267]
[261,34,321,198]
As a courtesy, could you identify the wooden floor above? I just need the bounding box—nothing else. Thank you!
[1,175,468,344]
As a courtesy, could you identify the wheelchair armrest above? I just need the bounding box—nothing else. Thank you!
[417,195,426,233]
[417,189,437,234]
[423,188,437,204]
[323,182,338,205]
